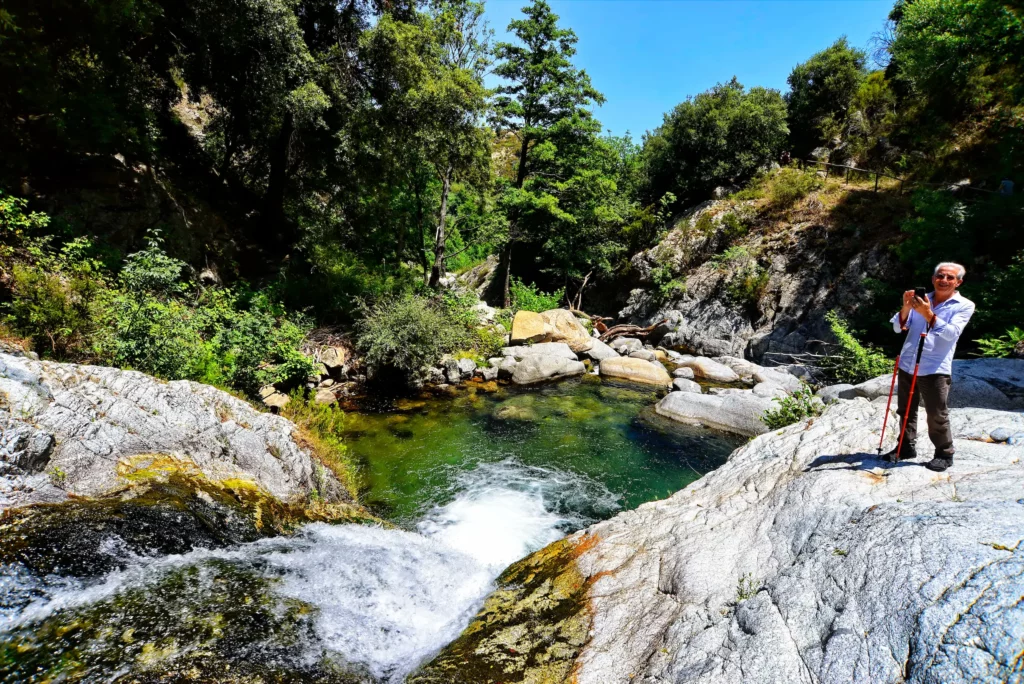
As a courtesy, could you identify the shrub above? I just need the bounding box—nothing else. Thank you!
[281,394,360,500]
[726,264,770,307]
[711,245,750,269]
[766,168,824,210]
[721,213,748,242]
[819,310,893,384]
[354,292,473,378]
[762,385,823,430]
[509,278,564,313]
[977,327,1024,358]
[650,265,687,302]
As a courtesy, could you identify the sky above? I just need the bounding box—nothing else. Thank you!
[482,0,895,139]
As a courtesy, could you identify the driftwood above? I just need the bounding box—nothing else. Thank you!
[570,309,614,334]
[599,319,668,344]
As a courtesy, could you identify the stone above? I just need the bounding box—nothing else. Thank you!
[655,390,773,436]
[496,357,518,380]
[540,309,593,353]
[433,400,1024,684]
[309,362,330,382]
[0,353,349,511]
[456,357,477,379]
[752,367,803,393]
[319,378,334,388]
[427,367,445,385]
[510,310,549,345]
[628,349,658,362]
[672,367,695,380]
[850,374,896,400]
[511,356,585,385]
[263,392,290,410]
[314,388,337,405]
[752,381,788,399]
[715,355,764,379]
[672,378,702,393]
[580,338,619,362]
[599,357,672,387]
[609,337,643,354]
[500,343,578,361]
[258,385,278,400]
[816,383,856,403]
[989,427,1014,443]
[479,366,499,382]
[677,356,741,383]
[654,350,669,362]
[320,346,347,370]
[443,358,462,385]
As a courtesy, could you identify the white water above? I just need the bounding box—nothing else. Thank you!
[0,459,618,682]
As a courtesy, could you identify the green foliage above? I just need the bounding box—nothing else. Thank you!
[354,292,473,378]
[642,78,789,207]
[509,278,564,313]
[720,213,748,242]
[977,327,1024,358]
[726,264,770,308]
[785,37,867,156]
[712,246,750,269]
[735,573,762,602]
[762,385,823,430]
[820,311,893,384]
[650,265,686,303]
[281,394,360,499]
[766,168,824,210]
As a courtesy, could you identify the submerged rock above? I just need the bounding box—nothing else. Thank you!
[434,400,1024,683]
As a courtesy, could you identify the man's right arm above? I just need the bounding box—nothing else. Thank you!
[891,290,914,332]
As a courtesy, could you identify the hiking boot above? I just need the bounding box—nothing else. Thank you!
[925,457,952,472]
[881,445,917,462]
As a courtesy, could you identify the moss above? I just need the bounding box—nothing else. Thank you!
[409,534,598,684]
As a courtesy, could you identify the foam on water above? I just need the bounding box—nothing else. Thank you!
[1,459,618,682]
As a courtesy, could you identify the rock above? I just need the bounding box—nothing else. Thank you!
[427,367,445,385]
[672,378,702,393]
[817,383,856,403]
[479,366,499,382]
[847,360,1024,411]
[949,375,1016,411]
[654,350,669,362]
[715,355,764,379]
[473,301,496,323]
[677,356,741,383]
[752,381,788,399]
[599,357,672,387]
[580,338,619,362]
[511,356,585,385]
[309,362,330,382]
[510,310,549,344]
[501,343,578,361]
[432,400,1024,684]
[443,358,462,385]
[656,390,773,436]
[989,427,1014,443]
[609,337,643,354]
[258,385,278,400]
[320,346,347,370]
[540,309,593,353]
[628,349,658,362]
[319,378,334,388]
[487,357,504,368]
[493,404,537,422]
[314,388,337,405]
[456,357,477,379]
[496,357,518,380]
[672,367,695,379]
[850,374,895,400]
[263,392,290,410]
[752,367,804,393]
[0,353,350,511]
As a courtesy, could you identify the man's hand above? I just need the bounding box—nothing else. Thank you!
[911,293,935,325]
[899,290,914,328]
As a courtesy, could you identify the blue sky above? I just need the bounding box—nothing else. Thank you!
[483,0,895,139]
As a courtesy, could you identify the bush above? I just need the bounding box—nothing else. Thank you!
[281,394,360,500]
[509,278,564,313]
[650,265,686,302]
[721,213,748,242]
[354,292,473,378]
[977,327,1024,358]
[726,264,770,307]
[762,385,823,430]
[766,168,824,210]
[819,311,893,384]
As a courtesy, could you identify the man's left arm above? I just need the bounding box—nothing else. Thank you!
[929,301,975,342]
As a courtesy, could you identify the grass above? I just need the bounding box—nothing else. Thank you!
[281,395,362,501]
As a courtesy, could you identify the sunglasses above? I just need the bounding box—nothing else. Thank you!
[933,274,960,281]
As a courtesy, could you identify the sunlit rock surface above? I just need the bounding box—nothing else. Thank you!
[421,398,1024,683]
[0,352,348,510]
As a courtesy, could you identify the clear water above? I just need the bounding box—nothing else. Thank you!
[0,378,742,682]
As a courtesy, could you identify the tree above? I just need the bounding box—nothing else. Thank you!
[642,78,788,207]
[786,37,867,157]
[490,0,604,305]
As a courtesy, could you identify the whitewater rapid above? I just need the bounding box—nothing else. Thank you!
[0,459,619,682]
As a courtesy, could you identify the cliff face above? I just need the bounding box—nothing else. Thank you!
[621,180,909,362]
[417,363,1024,683]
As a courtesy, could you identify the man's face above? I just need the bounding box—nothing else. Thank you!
[932,266,962,295]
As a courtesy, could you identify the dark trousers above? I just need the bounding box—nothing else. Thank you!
[896,370,954,458]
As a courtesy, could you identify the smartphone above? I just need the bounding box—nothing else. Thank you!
[914,286,927,300]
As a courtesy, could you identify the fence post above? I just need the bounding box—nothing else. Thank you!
[845,166,850,184]
[874,173,880,192]
[824,165,829,179]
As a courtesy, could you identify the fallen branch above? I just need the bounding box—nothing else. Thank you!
[599,319,668,343]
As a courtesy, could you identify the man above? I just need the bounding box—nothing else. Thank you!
[885,262,975,471]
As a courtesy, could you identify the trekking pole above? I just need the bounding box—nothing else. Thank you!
[895,331,929,459]
[877,353,901,455]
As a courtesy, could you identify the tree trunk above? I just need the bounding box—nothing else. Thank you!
[265,110,295,248]
[497,133,531,306]
[415,179,429,283]
[428,166,453,289]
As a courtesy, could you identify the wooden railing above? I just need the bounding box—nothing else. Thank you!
[795,158,1002,197]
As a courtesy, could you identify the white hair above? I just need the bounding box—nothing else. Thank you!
[934,262,966,279]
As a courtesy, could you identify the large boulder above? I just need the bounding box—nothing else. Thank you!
[0,353,351,511]
[510,356,585,385]
[655,390,773,436]
[540,309,593,353]
[846,359,1024,410]
[422,400,1024,684]
[715,355,764,379]
[672,378,702,393]
[501,343,578,361]
[580,338,619,362]
[510,310,548,344]
[673,367,695,379]
[599,357,672,387]
[817,383,856,403]
[609,337,643,354]
[677,356,741,383]
[752,367,803,393]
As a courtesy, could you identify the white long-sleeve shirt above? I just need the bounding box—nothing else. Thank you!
[890,291,975,375]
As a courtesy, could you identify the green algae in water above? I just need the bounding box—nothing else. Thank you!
[346,378,744,524]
